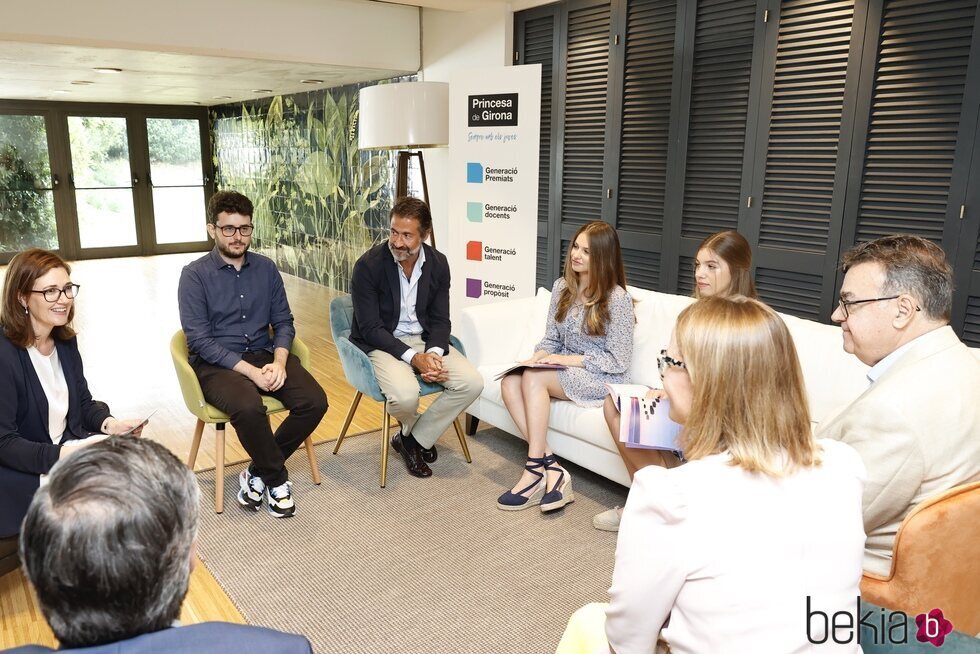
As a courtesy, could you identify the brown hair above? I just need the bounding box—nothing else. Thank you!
[1,249,77,347]
[695,230,757,299]
[555,221,627,336]
[841,235,952,322]
[675,295,818,476]
[207,190,253,224]
[390,196,432,237]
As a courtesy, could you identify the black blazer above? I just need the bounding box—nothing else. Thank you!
[6,622,313,654]
[0,332,110,537]
[348,242,452,360]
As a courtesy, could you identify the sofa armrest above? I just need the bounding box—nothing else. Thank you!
[457,296,537,366]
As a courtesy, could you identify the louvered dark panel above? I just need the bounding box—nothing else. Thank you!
[561,3,611,228]
[755,267,823,320]
[677,255,696,296]
[974,229,980,270]
[964,295,980,347]
[537,229,550,289]
[759,0,854,253]
[855,0,976,244]
[616,0,677,233]
[523,15,555,224]
[680,0,756,240]
[622,247,662,290]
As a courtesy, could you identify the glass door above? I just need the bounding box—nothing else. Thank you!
[67,115,140,253]
[0,113,59,254]
[146,117,208,247]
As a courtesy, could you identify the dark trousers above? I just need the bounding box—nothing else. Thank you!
[193,350,327,487]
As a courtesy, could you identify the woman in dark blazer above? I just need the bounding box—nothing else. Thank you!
[0,249,143,543]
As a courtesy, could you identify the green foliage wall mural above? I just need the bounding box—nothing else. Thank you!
[211,79,408,292]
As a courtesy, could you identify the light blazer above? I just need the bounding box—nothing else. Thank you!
[5,621,313,653]
[0,332,110,538]
[348,242,451,360]
[817,325,980,576]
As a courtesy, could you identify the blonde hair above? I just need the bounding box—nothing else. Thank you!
[675,296,818,475]
[555,221,627,336]
[694,230,757,299]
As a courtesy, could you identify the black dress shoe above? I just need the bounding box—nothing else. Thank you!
[420,444,437,464]
[390,432,432,478]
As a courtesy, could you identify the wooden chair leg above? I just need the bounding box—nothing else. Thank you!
[454,418,473,463]
[380,407,392,488]
[188,419,205,469]
[333,392,363,454]
[215,423,226,514]
[305,437,321,485]
[465,413,480,435]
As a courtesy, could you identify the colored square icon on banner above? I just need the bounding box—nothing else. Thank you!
[467,162,483,184]
[466,202,483,222]
[466,278,482,298]
[466,241,482,261]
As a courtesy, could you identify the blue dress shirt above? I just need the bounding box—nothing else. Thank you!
[178,248,295,370]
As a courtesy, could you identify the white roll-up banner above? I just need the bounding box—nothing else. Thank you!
[448,65,542,314]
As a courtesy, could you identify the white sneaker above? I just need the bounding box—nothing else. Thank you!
[237,469,265,511]
[266,480,295,518]
[592,506,622,532]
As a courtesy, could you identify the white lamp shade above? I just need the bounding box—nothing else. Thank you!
[358,81,449,150]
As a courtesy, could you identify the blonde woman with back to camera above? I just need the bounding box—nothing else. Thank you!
[594,230,758,532]
[559,296,866,653]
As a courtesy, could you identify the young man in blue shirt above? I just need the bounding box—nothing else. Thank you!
[178,191,327,517]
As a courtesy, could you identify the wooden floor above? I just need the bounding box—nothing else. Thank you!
[0,252,430,648]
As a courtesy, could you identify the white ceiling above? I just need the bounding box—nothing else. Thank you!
[0,41,409,106]
[0,0,556,107]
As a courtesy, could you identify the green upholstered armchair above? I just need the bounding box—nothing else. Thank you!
[170,330,321,513]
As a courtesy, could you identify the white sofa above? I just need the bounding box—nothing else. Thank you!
[456,285,873,487]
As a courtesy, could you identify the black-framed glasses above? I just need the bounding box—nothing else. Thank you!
[214,224,254,237]
[837,294,920,318]
[31,284,80,302]
[657,349,686,380]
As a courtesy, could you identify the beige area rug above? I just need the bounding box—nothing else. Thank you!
[195,427,629,654]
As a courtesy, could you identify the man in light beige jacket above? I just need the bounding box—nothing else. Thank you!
[818,235,980,577]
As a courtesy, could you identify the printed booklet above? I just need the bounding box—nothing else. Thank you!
[606,384,683,456]
[493,362,567,381]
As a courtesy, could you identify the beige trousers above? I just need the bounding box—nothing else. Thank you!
[368,335,484,449]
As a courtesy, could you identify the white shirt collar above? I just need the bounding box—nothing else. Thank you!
[866,331,928,383]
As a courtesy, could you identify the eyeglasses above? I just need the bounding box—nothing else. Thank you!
[836,295,920,319]
[657,349,686,380]
[214,224,254,237]
[31,284,81,302]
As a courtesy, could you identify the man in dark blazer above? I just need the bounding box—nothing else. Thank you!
[10,437,311,654]
[349,197,483,478]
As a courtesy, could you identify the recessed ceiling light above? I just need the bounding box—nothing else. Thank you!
[93,67,122,74]
[71,80,94,86]
[53,90,71,94]
[300,79,324,84]
[212,95,232,100]
[251,89,273,94]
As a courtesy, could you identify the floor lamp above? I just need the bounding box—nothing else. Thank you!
[358,81,449,248]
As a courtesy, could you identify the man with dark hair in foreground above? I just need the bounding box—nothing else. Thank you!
[10,437,311,653]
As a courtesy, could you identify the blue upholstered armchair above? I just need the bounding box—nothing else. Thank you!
[329,295,472,487]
